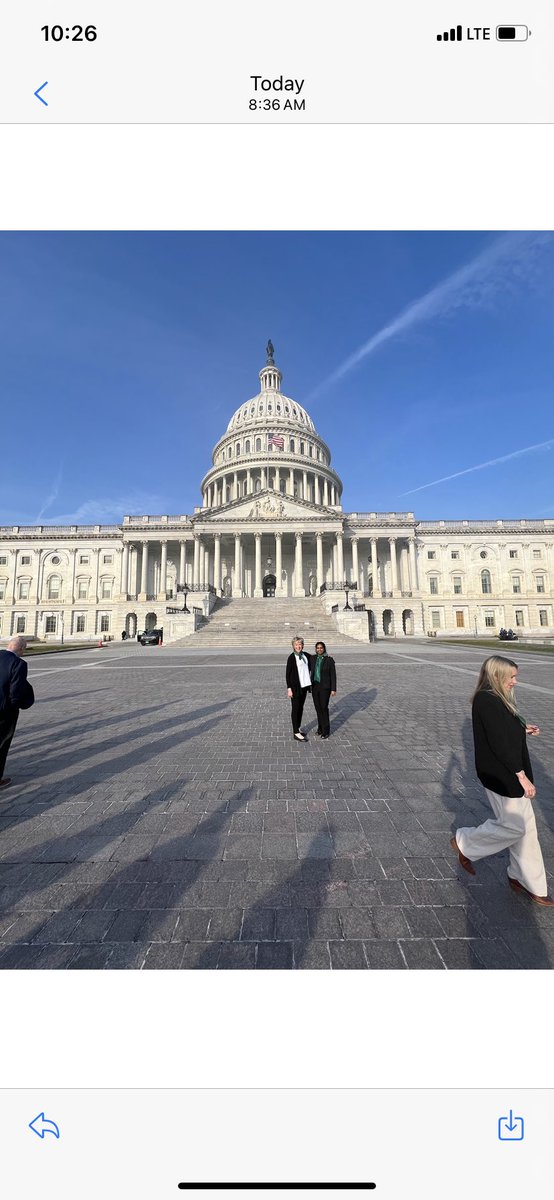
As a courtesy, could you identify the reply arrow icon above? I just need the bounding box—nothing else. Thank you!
[29,1112,60,1139]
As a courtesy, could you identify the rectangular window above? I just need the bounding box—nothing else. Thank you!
[429,577,438,594]
[515,610,524,627]
[427,551,436,560]
[103,554,113,564]
[45,616,56,633]
[21,555,31,565]
[536,576,545,593]
[431,610,441,629]
[101,581,112,599]
[451,551,460,559]
[533,549,542,559]
[453,576,462,594]
[0,556,6,565]
[78,582,88,599]
[539,610,548,626]
[18,581,29,599]
[509,550,518,559]
[76,615,86,633]
[484,612,495,628]
[100,614,110,632]
[0,583,5,600]
[455,611,465,628]
[16,616,26,633]
[79,555,89,565]
[512,578,521,593]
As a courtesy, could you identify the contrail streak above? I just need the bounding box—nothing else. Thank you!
[308,231,552,399]
[402,438,554,495]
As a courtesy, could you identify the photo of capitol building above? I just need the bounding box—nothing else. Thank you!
[0,344,552,645]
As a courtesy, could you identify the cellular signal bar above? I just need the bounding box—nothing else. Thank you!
[437,25,463,40]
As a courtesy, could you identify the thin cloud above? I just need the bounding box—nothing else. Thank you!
[402,438,554,496]
[308,231,553,399]
[42,493,167,524]
[35,465,63,522]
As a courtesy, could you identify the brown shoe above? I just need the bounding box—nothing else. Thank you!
[0,777,12,789]
[508,877,554,906]
[450,835,476,876]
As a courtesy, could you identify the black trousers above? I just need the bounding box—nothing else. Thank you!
[312,683,331,736]
[0,713,18,778]
[290,687,310,734]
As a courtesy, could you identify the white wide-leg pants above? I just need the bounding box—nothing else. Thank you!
[456,788,547,896]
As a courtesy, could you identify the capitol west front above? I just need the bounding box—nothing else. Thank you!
[0,348,552,643]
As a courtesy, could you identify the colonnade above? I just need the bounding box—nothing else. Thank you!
[201,468,340,509]
[122,532,420,599]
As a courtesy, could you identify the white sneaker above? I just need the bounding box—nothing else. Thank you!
[294,732,306,741]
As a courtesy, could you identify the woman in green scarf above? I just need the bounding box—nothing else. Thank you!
[311,641,337,740]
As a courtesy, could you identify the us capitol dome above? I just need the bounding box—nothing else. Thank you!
[0,342,552,644]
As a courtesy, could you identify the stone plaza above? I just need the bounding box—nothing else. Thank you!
[0,638,553,969]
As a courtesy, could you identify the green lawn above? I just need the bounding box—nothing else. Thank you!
[438,638,554,655]
[23,642,100,656]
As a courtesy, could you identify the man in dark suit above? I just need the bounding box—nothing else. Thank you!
[0,636,35,789]
[285,636,312,741]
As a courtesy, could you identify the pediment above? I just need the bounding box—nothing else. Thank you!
[196,489,338,524]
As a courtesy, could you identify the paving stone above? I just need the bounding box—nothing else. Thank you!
[2,643,552,970]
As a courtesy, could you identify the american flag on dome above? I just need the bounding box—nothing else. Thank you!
[267,431,285,450]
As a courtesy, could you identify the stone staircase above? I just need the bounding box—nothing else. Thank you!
[179,596,363,648]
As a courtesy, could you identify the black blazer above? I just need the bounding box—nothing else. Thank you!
[472,689,531,798]
[0,650,35,720]
[310,655,337,691]
[286,651,312,695]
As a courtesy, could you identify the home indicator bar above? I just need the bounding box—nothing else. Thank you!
[177,1186,377,1193]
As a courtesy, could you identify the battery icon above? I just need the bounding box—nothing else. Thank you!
[496,25,529,40]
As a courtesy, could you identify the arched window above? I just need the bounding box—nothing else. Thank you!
[481,569,492,594]
[255,437,261,451]
[227,446,232,459]
[245,439,251,453]
[235,442,240,456]
[48,575,61,599]
[300,441,305,454]
[289,438,295,452]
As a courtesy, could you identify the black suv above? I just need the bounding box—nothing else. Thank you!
[139,628,163,646]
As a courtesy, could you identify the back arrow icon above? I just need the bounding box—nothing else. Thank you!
[34,81,48,106]
[29,1113,60,1139]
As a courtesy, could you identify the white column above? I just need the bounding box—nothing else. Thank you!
[294,532,304,596]
[316,532,324,590]
[289,468,294,494]
[140,543,149,597]
[159,540,168,597]
[192,535,200,587]
[389,537,399,593]
[351,537,359,587]
[274,466,280,493]
[234,533,242,595]
[261,467,267,489]
[254,533,262,596]
[371,538,380,597]
[408,538,417,591]
[204,543,210,588]
[323,478,329,506]
[234,471,239,500]
[336,532,344,583]
[302,470,308,500]
[10,549,18,604]
[315,477,321,505]
[121,543,129,597]
[247,469,252,494]
[179,540,187,586]
[275,532,282,595]
[214,534,221,593]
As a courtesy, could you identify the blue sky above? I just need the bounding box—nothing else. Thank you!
[1,231,552,525]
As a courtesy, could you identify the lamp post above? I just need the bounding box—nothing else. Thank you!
[343,581,353,611]
[182,583,190,614]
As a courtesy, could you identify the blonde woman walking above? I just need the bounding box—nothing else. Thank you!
[451,655,553,907]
